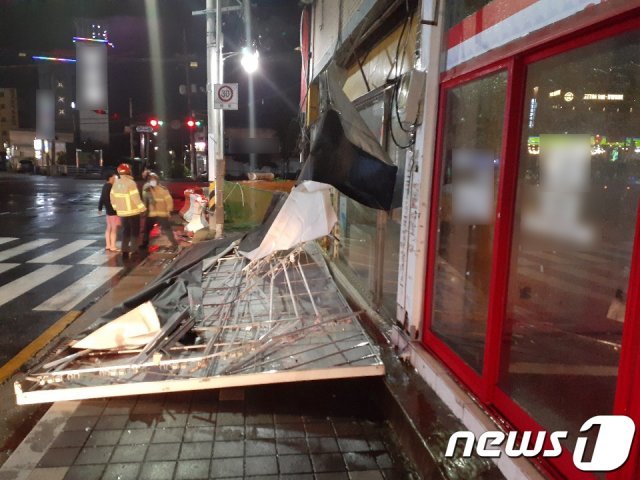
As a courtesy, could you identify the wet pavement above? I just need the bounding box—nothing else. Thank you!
[11,381,417,480]
[0,173,145,365]
[0,172,178,470]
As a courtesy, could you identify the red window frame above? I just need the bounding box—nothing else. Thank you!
[423,9,640,480]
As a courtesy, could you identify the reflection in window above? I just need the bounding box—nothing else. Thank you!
[500,30,640,451]
[431,72,507,372]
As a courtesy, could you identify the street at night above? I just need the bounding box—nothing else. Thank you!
[2,1,640,479]
[0,173,131,365]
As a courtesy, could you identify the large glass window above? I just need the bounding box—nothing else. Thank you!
[337,96,385,295]
[336,88,409,317]
[431,72,507,373]
[499,30,640,448]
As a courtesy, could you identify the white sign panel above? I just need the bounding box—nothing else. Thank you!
[214,83,238,110]
[76,42,108,110]
[76,41,109,144]
[36,90,55,140]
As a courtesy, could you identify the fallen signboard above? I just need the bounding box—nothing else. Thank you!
[15,183,384,404]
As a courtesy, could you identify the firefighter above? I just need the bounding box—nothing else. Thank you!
[110,163,146,257]
[141,172,178,250]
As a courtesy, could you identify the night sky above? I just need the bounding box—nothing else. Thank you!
[0,0,303,158]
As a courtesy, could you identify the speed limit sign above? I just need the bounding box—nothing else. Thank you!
[214,83,238,110]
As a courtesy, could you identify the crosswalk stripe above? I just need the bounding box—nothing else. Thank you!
[0,263,19,275]
[78,250,118,266]
[27,240,96,264]
[34,266,122,312]
[0,239,57,262]
[0,238,18,246]
[0,265,71,308]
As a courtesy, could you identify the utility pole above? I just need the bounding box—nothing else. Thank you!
[205,0,220,237]
[213,0,225,238]
[197,0,242,238]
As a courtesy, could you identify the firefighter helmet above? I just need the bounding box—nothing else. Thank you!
[117,163,132,176]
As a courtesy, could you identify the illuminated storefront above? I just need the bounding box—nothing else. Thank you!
[424,1,640,478]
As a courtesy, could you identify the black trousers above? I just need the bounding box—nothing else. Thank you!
[143,216,178,248]
[121,214,141,253]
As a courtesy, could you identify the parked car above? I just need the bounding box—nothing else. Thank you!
[17,159,35,173]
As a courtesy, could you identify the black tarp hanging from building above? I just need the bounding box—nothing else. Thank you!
[299,64,398,211]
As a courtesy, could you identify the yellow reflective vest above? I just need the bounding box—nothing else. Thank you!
[110,175,146,217]
[144,185,174,218]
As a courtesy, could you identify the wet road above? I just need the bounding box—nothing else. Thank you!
[0,172,136,365]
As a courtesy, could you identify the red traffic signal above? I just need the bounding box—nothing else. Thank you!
[186,118,196,128]
[149,118,159,127]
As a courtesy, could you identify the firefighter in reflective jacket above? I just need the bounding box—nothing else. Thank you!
[141,172,178,250]
[110,163,146,256]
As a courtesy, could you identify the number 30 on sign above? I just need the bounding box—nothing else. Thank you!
[214,83,238,110]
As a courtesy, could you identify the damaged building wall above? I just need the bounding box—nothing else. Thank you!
[304,0,441,337]
[311,0,403,80]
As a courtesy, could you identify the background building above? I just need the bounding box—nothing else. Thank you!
[0,88,19,144]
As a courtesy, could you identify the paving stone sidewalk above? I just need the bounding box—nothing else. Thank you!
[5,379,417,480]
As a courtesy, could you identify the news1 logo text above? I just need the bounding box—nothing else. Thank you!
[445,415,635,472]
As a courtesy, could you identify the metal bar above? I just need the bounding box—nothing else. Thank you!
[282,342,372,371]
[16,364,385,405]
[297,257,319,317]
[133,308,189,364]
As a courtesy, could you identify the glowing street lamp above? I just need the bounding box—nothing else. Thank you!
[240,47,259,74]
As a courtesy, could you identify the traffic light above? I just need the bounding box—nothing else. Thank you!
[186,118,196,129]
[149,118,158,128]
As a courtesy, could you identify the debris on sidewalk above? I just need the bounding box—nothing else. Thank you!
[72,301,160,350]
[15,182,384,405]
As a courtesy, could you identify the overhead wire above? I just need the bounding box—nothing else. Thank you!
[389,3,416,150]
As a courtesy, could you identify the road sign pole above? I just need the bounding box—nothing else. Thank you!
[214,0,225,238]
[199,1,243,238]
[206,0,224,238]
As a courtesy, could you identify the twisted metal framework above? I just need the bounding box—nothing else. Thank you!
[15,243,383,405]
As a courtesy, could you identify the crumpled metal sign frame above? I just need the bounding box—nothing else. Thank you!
[15,242,384,405]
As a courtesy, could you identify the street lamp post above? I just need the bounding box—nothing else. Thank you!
[204,0,228,238]
[198,0,256,238]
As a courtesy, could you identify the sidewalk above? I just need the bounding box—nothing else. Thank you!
[0,240,419,480]
[2,381,415,480]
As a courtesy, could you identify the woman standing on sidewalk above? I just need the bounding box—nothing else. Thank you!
[98,172,121,252]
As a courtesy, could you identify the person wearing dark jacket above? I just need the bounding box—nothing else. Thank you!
[98,172,121,252]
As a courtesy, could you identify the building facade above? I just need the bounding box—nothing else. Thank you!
[302,0,640,478]
[0,88,19,144]
[37,63,75,135]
